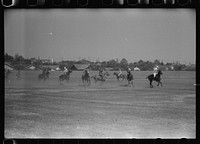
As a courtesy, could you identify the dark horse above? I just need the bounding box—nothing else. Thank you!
[91,72,109,84]
[127,71,134,86]
[146,70,163,88]
[113,72,126,81]
[58,70,72,84]
[38,68,51,81]
[82,71,91,85]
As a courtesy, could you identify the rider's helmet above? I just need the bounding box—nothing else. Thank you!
[154,65,159,71]
[127,66,131,72]
[157,65,160,71]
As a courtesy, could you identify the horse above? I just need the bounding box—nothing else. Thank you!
[91,75,106,83]
[91,72,109,84]
[82,71,91,85]
[38,71,50,80]
[58,70,72,84]
[113,72,126,81]
[38,68,51,81]
[146,70,163,88]
[127,72,134,86]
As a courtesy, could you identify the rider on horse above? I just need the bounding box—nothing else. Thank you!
[99,67,104,80]
[147,66,162,88]
[64,67,68,75]
[127,66,131,75]
[83,69,90,77]
[153,65,159,78]
[118,68,123,77]
[126,66,132,80]
[42,67,47,75]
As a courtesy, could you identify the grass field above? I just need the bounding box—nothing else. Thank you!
[4,70,196,138]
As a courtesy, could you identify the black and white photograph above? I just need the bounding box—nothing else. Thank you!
[4,8,195,138]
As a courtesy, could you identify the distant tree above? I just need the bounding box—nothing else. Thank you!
[101,61,107,68]
[141,61,154,71]
[24,58,31,65]
[14,54,23,62]
[120,58,128,70]
[183,65,195,71]
[107,59,118,68]
[33,60,43,70]
[76,59,91,64]
[12,54,25,69]
[138,60,144,64]
[52,61,58,65]
[173,63,186,71]
[153,59,160,66]
[59,61,74,70]
[59,63,67,70]
[5,53,14,62]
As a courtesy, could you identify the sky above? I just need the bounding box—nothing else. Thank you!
[4,9,195,64]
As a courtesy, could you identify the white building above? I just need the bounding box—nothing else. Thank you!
[25,65,36,70]
[5,62,15,70]
[56,67,61,71]
[134,67,140,71]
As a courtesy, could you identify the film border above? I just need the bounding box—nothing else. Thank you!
[1,0,199,144]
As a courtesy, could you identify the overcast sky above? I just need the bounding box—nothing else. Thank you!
[4,9,195,64]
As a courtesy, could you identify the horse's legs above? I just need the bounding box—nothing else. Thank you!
[160,81,162,87]
[66,76,69,82]
[150,80,153,88]
[156,80,162,87]
[131,80,134,87]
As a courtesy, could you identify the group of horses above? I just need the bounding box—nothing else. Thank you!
[38,69,73,84]
[82,69,163,88]
[38,68,51,81]
[83,71,110,85]
[5,67,162,88]
[37,69,163,88]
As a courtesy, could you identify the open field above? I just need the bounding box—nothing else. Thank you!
[4,71,196,138]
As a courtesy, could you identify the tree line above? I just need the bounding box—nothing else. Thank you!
[5,53,195,71]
